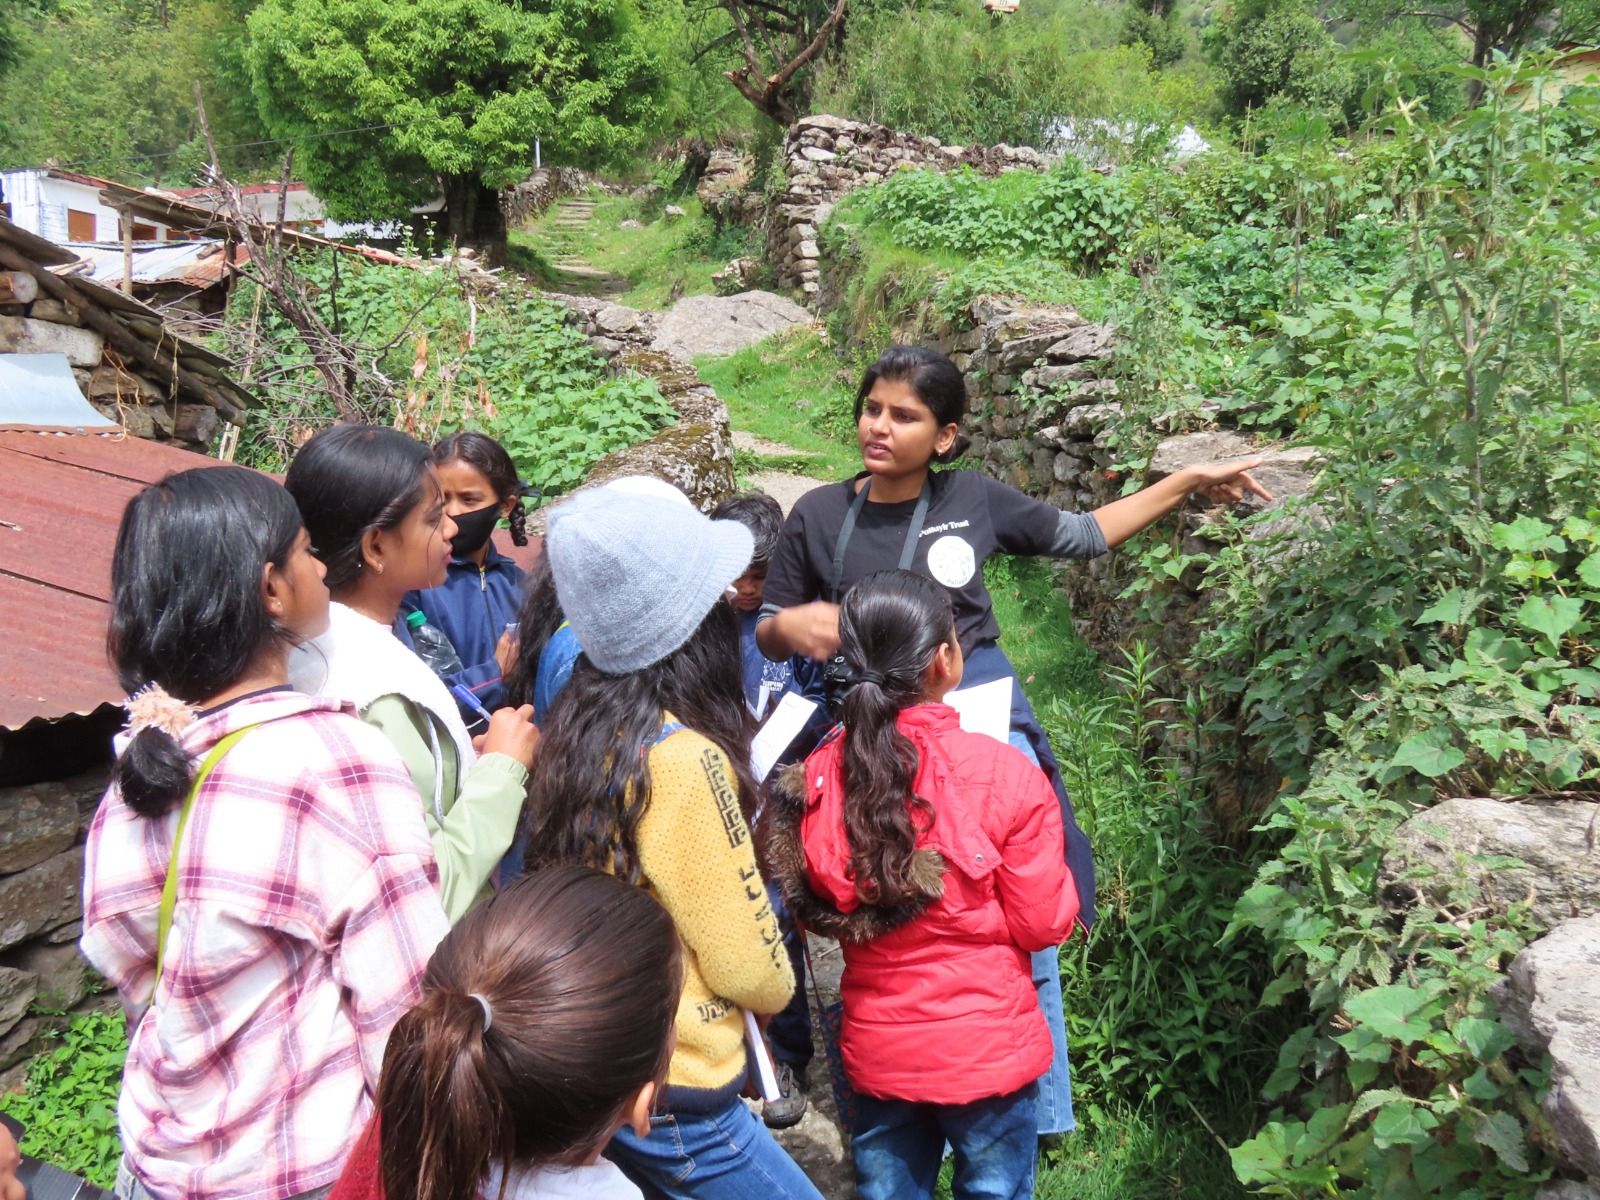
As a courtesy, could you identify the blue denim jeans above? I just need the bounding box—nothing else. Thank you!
[1008,728,1077,1137]
[606,1099,823,1199]
[851,1084,1038,1200]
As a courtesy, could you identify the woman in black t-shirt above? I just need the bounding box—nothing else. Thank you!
[757,344,1268,1140]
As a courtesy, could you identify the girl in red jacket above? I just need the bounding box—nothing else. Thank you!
[767,569,1079,1200]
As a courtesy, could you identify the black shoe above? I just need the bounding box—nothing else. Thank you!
[762,1062,808,1129]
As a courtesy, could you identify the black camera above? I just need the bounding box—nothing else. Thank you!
[821,655,855,718]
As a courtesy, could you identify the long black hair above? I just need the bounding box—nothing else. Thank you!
[433,430,532,546]
[378,867,682,1200]
[107,466,305,819]
[835,570,955,906]
[504,554,562,709]
[285,424,432,591]
[855,345,972,464]
[522,601,757,886]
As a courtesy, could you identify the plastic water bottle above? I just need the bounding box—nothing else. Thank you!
[405,610,464,675]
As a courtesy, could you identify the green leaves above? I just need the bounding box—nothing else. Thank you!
[1514,594,1584,653]
[1387,732,1465,780]
[1343,984,1440,1043]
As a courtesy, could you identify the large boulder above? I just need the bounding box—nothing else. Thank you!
[579,420,735,513]
[1380,797,1600,928]
[650,291,811,362]
[1494,916,1600,1181]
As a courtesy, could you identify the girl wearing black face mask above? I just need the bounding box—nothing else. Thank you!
[403,432,538,722]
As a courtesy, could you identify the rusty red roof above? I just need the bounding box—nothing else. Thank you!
[0,428,542,731]
[0,429,234,731]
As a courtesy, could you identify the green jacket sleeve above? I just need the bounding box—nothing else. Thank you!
[360,694,528,923]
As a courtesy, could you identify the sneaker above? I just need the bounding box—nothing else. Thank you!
[762,1062,808,1129]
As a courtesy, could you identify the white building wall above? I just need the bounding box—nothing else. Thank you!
[0,170,171,244]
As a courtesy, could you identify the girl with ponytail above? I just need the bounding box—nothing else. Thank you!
[331,866,682,1200]
[83,466,448,1200]
[765,570,1080,1200]
[403,431,538,719]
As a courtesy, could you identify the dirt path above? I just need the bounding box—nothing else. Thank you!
[533,197,629,296]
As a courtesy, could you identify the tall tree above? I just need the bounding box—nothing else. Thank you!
[245,0,667,257]
[720,0,846,124]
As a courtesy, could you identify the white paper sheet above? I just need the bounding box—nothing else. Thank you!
[743,1008,782,1102]
[749,691,820,781]
[943,676,1013,743]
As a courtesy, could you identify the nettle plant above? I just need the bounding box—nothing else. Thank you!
[1104,61,1599,1199]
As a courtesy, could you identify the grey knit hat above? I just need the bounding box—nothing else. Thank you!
[547,486,754,674]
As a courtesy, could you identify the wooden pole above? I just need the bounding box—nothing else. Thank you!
[0,243,247,425]
[0,271,39,304]
[121,214,134,297]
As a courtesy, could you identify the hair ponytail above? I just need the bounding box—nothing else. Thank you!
[376,868,681,1200]
[116,727,195,820]
[836,570,958,907]
[379,994,513,1200]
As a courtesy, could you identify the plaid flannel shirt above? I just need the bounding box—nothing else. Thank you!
[82,691,449,1200]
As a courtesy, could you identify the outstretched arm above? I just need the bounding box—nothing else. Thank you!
[1091,459,1273,550]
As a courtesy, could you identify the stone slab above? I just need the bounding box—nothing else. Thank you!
[0,780,80,875]
[0,846,85,953]
[1495,916,1600,1178]
[0,315,104,367]
[1382,797,1600,928]
[650,291,812,362]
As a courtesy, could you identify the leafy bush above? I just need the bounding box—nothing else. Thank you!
[224,255,673,492]
[0,1009,127,1189]
[1107,66,1600,1197]
[812,1,1210,150]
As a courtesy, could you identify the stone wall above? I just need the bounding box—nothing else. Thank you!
[770,115,1055,300]
[0,303,220,449]
[930,293,1315,663]
[531,294,735,518]
[0,768,115,1089]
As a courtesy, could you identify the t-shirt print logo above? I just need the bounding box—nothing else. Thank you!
[927,534,977,588]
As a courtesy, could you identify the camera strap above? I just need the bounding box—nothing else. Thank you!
[828,476,931,602]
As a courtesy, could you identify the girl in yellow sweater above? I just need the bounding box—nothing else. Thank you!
[521,484,820,1200]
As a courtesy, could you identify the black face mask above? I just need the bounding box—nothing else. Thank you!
[449,501,501,558]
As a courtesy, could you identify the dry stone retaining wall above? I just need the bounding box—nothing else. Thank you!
[770,115,1056,300]
[0,768,115,1088]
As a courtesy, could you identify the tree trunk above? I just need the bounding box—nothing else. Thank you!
[443,174,507,265]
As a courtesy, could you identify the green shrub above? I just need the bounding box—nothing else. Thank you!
[1104,65,1600,1197]
[224,256,673,493]
[0,1009,127,1189]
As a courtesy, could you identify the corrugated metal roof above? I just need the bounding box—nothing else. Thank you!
[0,429,234,730]
[60,239,244,289]
[0,428,540,731]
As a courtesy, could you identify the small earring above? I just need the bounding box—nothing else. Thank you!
[375,562,385,575]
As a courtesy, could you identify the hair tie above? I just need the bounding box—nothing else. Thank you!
[468,992,493,1032]
[124,683,198,739]
[854,670,885,689]
[516,481,541,501]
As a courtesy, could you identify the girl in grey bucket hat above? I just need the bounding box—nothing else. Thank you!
[546,486,754,673]
[524,483,823,1199]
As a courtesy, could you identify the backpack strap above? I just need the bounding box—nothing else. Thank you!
[153,724,258,989]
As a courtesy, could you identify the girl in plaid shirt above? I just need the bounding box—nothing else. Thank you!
[82,467,450,1200]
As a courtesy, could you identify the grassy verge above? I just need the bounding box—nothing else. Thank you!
[0,1008,126,1189]
[695,328,862,481]
[507,191,754,310]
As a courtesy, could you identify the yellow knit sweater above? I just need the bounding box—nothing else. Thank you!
[637,720,795,1110]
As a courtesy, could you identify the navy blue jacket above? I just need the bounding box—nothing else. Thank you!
[402,544,526,720]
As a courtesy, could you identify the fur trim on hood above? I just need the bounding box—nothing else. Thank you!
[762,763,946,945]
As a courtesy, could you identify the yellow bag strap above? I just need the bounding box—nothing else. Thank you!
[153,725,257,989]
